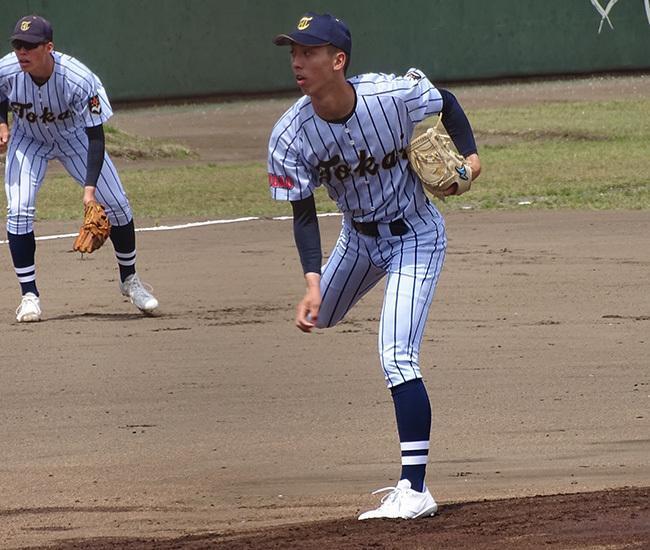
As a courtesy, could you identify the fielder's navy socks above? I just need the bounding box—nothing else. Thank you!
[109,219,137,282]
[8,231,39,296]
[391,377,432,492]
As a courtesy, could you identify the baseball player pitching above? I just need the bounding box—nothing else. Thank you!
[0,15,158,322]
[268,13,481,519]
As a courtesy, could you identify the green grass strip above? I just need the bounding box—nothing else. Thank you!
[23,97,650,221]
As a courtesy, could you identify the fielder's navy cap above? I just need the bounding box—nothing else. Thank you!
[274,12,351,56]
[10,15,53,43]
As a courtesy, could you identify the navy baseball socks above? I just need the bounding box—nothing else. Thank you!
[8,232,42,322]
[8,231,38,296]
[358,377,437,520]
[392,377,432,492]
[109,220,137,283]
[111,220,159,313]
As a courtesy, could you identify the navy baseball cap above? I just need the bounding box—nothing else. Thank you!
[274,13,351,56]
[10,15,53,43]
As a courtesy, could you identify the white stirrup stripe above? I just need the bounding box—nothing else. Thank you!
[401,456,429,466]
[116,258,136,266]
[115,250,136,259]
[401,440,430,452]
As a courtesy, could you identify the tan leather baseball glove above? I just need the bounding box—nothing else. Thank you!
[407,117,473,199]
[72,200,111,253]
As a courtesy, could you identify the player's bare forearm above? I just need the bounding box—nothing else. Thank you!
[82,185,97,205]
[0,122,9,153]
[296,272,321,332]
[0,97,8,153]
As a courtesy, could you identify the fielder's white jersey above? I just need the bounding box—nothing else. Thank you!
[268,68,443,223]
[0,51,131,234]
[0,51,112,143]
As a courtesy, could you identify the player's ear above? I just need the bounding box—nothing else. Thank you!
[333,51,346,72]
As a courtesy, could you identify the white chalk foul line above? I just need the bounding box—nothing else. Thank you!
[0,213,342,244]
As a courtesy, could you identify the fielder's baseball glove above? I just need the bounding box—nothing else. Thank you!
[407,117,472,199]
[72,200,111,253]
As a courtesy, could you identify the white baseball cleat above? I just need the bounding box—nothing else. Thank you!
[120,274,159,313]
[358,479,438,520]
[16,292,42,322]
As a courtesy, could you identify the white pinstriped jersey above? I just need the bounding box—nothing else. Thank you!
[268,68,443,223]
[0,51,112,143]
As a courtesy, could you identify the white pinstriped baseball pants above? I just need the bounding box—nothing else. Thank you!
[316,216,447,388]
[4,132,132,235]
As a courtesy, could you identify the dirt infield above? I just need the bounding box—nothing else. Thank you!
[2,211,648,549]
[38,487,650,549]
[1,76,649,548]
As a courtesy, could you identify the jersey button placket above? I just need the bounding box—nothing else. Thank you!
[344,125,355,146]
[37,89,46,127]
[348,125,370,187]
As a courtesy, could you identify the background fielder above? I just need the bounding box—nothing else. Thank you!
[0,15,158,322]
[268,13,481,520]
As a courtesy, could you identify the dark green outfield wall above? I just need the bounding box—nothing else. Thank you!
[1,0,648,101]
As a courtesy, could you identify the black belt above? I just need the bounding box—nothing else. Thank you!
[352,218,408,237]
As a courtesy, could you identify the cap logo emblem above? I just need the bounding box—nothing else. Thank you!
[297,17,313,30]
[20,21,31,31]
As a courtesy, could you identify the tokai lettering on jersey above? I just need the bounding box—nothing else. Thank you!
[10,102,71,122]
[317,147,409,185]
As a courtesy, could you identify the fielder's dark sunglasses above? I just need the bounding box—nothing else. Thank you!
[11,40,45,51]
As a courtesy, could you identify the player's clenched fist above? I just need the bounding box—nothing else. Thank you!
[295,274,321,332]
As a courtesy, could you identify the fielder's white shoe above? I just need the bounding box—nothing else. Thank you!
[16,292,42,322]
[120,274,159,313]
[358,479,438,520]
